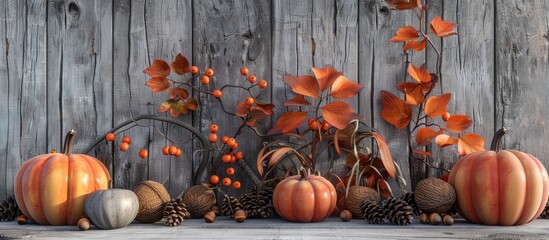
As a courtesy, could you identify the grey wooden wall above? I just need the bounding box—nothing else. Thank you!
[1,0,548,200]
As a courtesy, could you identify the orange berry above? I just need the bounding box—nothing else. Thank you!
[119,142,129,152]
[210,175,219,185]
[201,75,210,85]
[162,146,170,155]
[244,97,254,106]
[105,132,115,142]
[168,146,178,155]
[209,124,219,133]
[240,67,249,76]
[122,136,131,144]
[258,80,267,89]
[212,90,222,99]
[190,66,199,75]
[209,133,218,143]
[442,112,451,122]
[230,143,238,150]
[174,148,182,157]
[221,136,229,144]
[248,75,257,83]
[321,121,331,131]
[222,154,231,163]
[227,138,236,147]
[232,181,241,190]
[205,68,214,77]
[308,119,318,130]
[222,177,232,186]
[230,154,236,163]
[235,151,244,160]
[226,167,235,176]
[139,149,148,159]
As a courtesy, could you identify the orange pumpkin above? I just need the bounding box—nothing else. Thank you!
[449,128,549,225]
[273,169,336,222]
[14,130,111,225]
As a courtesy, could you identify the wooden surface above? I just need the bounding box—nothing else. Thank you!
[1,217,549,239]
[1,0,549,199]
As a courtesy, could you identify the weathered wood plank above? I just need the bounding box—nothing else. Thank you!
[193,0,272,195]
[495,1,549,160]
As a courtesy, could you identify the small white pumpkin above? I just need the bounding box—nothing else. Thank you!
[84,189,139,229]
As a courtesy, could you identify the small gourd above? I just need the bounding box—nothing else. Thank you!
[84,188,139,229]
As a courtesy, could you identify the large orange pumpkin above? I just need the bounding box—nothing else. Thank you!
[14,130,111,225]
[273,169,336,222]
[449,128,549,226]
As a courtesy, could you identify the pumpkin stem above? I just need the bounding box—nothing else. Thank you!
[62,129,77,154]
[490,128,507,151]
[299,168,309,179]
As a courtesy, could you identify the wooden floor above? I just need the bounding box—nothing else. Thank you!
[1,217,549,239]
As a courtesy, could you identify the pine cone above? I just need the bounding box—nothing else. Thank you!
[221,196,243,218]
[540,200,549,219]
[361,201,384,224]
[239,187,275,219]
[400,192,421,216]
[0,196,21,222]
[382,198,414,225]
[163,197,188,227]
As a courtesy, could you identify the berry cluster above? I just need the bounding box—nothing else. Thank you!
[207,123,243,190]
[105,132,183,159]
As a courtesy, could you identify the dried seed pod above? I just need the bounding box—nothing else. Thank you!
[340,210,352,222]
[234,210,246,223]
[429,213,442,225]
[204,211,216,223]
[78,217,91,231]
[415,178,456,214]
[419,213,429,224]
[443,215,454,226]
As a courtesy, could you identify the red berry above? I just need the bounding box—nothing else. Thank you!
[210,175,219,185]
[240,67,249,76]
[105,132,115,142]
[139,149,148,159]
[122,136,131,144]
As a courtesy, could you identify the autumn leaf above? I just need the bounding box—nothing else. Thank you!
[143,59,171,78]
[386,0,418,10]
[145,77,170,92]
[416,127,442,146]
[158,99,176,113]
[424,93,451,118]
[372,131,396,179]
[284,94,311,106]
[283,74,319,98]
[169,87,189,100]
[435,134,459,147]
[458,133,485,156]
[390,26,419,42]
[397,82,419,94]
[311,66,342,92]
[408,63,431,84]
[377,179,394,198]
[403,38,427,52]
[256,147,308,175]
[235,101,248,117]
[321,101,362,130]
[269,111,308,134]
[255,103,275,116]
[430,16,457,37]
[405,85,425,105]
[445,115,473,133]
[182,97,198,111]
[380,91,412,129]
[330,76,364,98]
[171,53,190,75]
[414,150,433,157]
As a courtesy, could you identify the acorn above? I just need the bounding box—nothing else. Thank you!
[419,213,429,224]
[204,211,216,223]
[429,213,442,225]
[234,210,246,223]
[443,215,454,226]
[340,210,352,222]
[16,215,28,225]
[78,217,91,231]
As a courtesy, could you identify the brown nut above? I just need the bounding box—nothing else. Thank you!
[429,213,442,225]
[419,213,429,224]
[78,217,91,231]
[204,211,216,223]
[234,210,246,223]
[16,215,28,225]
[340,210,352,222]
[442,215,454,226]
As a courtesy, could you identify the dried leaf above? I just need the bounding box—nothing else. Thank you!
[182,97,198,111]
[416,127,442,146]
[397,82,419,94]
[143,59,171,78]
[256,147,306,176]
[330,75,364,98]
[171,53,190,75]
[235,101,248,117]
[386,0,418,10]
[414,150,433,157]
[408,63,431,84]
[458,133,485,156]
[390,26,419,42]
[269,111,308,134]
[346,152,372,168]
[145,77,170,93]
[445,115,473,133]
[311,66,342,92]
[424,93,451,118]
[372,131,396,179]
[405,85,425,105]
[255,103,275,116]
[435,134,459,147]
[430,16,457,37]
[158,100,176,113]
[377,179,394,198]
[169,87,189,100]
[283,74,319,98]
[403,38,427,52]
[321,101,362,130]
[284,94,312,106]
[380,91,412,129]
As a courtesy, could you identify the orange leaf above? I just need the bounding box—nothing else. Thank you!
[235,101,248,117]
[435,134,459,147]
[169,87,189,100]
[430,16,457,37]
[416,127,442,146]
[390,26,419,42]
[424,93,451,118]
[283,94,311,106]
[445,115,473,133]
[377,179,394,198]
[269,111,308,134]
[414,150,433,157]
[311,66,342,92]
[403,38,427,52]
[321,101,362,130]
[386,0,418,10]
[182,97,198,111]
[158,100,175,113]
[283,74,319,98]
[372,131,396,179]
[330,75,364,98]
[143,59,171,78]
[255,103,275,116]
[408,63,431,84]
[145,77,170,92]
[397,82,419,94]
[405,85,425,105]
[380,91,412,129]
[171,53,190,75]
[458,133,485,156]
